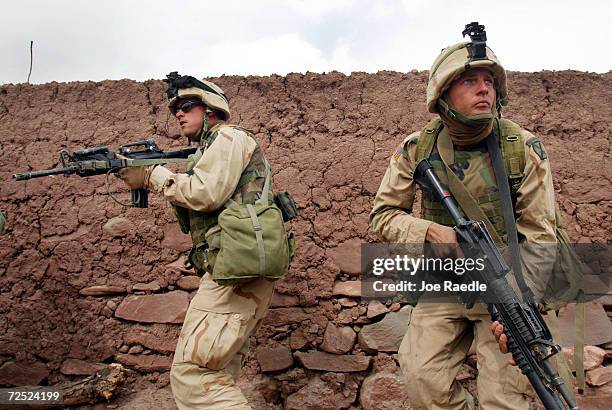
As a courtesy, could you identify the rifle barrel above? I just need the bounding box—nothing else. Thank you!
[13,166,77,181]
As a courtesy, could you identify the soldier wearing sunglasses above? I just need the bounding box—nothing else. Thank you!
[118,73,276,409]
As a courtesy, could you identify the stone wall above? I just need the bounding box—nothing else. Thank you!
[0,71,610,408]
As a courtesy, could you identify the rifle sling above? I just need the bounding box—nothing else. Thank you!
[487,121,533,303]
[437,128,533,303]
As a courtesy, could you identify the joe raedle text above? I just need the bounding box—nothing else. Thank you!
[371,279,487,293]
[367,254,488,296]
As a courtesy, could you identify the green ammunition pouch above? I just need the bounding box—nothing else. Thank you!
[209,161,295,285]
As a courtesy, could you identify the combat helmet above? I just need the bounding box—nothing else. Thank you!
[426,22,508,114]
[164,72,231,121]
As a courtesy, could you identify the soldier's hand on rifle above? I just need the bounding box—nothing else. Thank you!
[117,166,152,189]
[115,154,155,189]
[492,321,516,365]
[425,223,464,258]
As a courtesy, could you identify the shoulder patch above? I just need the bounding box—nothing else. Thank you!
[526,136,547,160]
[391,144,404,160]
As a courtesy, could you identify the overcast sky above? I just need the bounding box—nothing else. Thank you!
[1,0,610,85]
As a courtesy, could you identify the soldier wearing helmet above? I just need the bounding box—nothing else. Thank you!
[370,23,556,409]
[118,73,276,409]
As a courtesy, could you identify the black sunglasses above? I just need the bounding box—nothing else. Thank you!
[171,100,204,115]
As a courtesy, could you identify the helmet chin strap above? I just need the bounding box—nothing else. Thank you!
[437,97,496,127]
[188,106,212,145]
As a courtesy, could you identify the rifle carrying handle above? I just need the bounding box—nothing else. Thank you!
[131,188,148,208]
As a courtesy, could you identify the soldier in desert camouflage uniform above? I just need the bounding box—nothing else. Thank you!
[119,74,275,409]
[369,29,557,409]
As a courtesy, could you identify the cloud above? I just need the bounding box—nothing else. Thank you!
[0,0,609,85]
[202,33,327,76]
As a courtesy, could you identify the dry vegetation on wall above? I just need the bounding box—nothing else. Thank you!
[0,71,610,408]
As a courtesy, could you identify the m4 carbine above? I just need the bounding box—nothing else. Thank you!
[13,140,196,208]
[414,159,578,410]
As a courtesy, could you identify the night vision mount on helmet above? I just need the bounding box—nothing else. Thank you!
[164,71,231,121]
[462,21,487,60]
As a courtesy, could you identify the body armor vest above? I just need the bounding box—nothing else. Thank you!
[174,125,272,250]
[421,142,507,237]
[414,117,526,243]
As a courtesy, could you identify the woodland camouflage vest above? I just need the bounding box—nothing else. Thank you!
[412,118,526,242]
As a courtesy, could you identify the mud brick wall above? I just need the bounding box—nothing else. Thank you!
[0,71,610,408]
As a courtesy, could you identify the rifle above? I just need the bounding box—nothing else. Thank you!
[13,140,196,208]
[414,159,578,410]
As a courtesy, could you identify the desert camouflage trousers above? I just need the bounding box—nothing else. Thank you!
[398,303,532,410]
[170,274,275,409]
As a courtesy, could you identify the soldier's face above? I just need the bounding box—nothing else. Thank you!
[447,68,496,116]
[174,99,205,138]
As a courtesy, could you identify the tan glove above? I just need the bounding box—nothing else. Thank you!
[117,166,153,190]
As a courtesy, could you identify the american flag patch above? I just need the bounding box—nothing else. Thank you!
[391,145,403,160]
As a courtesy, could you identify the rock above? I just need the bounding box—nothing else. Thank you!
[264,307,309,326]
[0,361,49,386]
[275,368,309,396]
[128,345,144,354]
[563,345,607,372]
[556,303,612,346]
[285,372,359,410]
[161,224,192,252]
[586,366,612,387]
[358,306,412,353]
[115,354,171,373]
[164,256,195,275]
[79,285,126,296]
[577,382,612,409]
[388,302,401,312]
[271,292,300,308]
[338,297,358,307]
[177,275,200,291]
[60,358,105,376]
[338,306,367,325]
[372,354,398,372]
[294,351,371,372]
[119,345,129,353]
[237,375,278,408]
[367,300,389,319]
[333,281,362,297]
[360,368,413,410]
[256,345,294,372]
[290,329,309,350]
[326,238,362,276]
[102,217,131,237]
[320,323,356,354]
[115,290,189,324]
[101,307,113,318]
[132,282,161,292]
[124,330,177,354]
